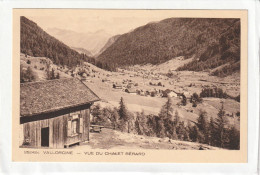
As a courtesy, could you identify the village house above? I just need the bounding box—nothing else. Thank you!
[162,89,179,98]
[80,73,87,81]
[125,88,136,94]
[20,78,100,148]
[113,83,123,89]
[102,78,110,82]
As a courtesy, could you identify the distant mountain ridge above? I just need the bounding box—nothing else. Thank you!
[97,18,240,76]
[20,16,90,67]
[71,47,93,57]
[46,28,111,56]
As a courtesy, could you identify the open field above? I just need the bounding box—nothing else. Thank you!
[21,54,240,129]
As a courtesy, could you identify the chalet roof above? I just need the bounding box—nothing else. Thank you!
[20,78,100,117]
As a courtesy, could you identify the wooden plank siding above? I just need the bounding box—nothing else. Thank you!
[49,118,54,148]
[85,109,90,141]
[20,108,90,148]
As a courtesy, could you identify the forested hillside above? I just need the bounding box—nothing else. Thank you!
[97,34,121,56]
[97,18,240,75]
[20,16,89,68]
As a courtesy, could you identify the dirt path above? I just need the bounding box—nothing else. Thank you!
[74,128,221,150]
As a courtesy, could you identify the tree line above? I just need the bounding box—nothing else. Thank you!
[200,87,240,102]
[91,97,240,150]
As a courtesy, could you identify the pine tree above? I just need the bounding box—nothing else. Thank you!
[135,114,142,135]
[135,110,147,135]
[228,125,240,150]
[154,115,166,138]
[159,97,174,120]
[176,121,186,140]
[174,110,180,126]
[209,117,216,146]
[197,110,210,143]
[118,97,131,133]
[126,113,134,134]
[110,108,119,130]
[189,125,199,142]
[118,97,128,121]
[158,97,175,138]
[183,128,190,141]
[215,102,228,148]
[172,126,178,140]
[146,115,158,137]
[197,111,207,131]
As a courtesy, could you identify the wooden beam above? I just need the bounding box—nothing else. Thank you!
[20,103,92,124]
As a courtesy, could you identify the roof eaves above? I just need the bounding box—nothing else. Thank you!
[21,99,99,118]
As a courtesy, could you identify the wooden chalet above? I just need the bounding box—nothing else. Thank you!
[20,78,100,148]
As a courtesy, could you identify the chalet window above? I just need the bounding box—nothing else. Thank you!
[72,119,79,135]
[67,113,83,137]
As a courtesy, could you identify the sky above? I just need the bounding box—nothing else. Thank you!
[27,10,177,35]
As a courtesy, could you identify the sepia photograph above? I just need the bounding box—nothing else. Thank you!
[12,9,248,162]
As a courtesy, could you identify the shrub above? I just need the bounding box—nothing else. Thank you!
[150,91,156,97]
[190,92,203,103]
[20,66,35,83]
[200,88,228,99]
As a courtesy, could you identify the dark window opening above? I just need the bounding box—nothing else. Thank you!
[41,127,49,147]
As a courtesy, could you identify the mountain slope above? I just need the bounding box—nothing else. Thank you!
[20,16,89,68]
[46,28,111,55]
[97,34,121,56]
[71,47,93,57]
[97,18,240,75]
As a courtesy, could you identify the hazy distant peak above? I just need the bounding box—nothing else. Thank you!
[45,27,112,55]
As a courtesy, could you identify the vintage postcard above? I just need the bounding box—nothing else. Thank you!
[12,9,247,162]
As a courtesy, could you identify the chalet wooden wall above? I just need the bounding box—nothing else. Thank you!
[19,108,90,148]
